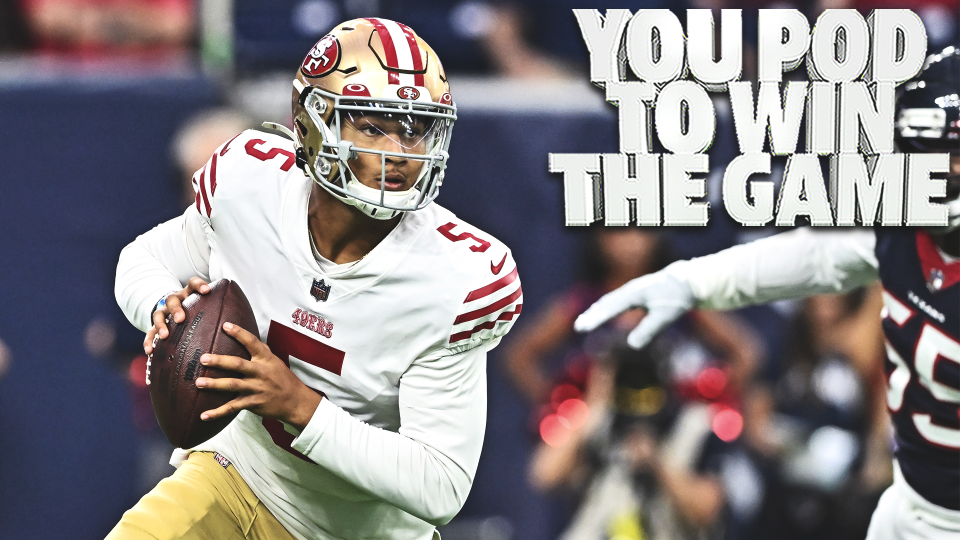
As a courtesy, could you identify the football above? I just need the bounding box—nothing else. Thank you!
[147,279,259,448]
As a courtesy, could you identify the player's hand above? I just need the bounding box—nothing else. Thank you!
[144,277,210,355]
[573,270,695,349]
[195,322,322,431]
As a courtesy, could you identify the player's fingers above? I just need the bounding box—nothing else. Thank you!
[221,323,264,356]
[152,306,171,339]
[164,295,188,324]
[574,287,646,333]
[625,310,674,350]
[195,375,247,393]
[199,396,252,421]
[200,353,254,375]
[144,327,159,354]
[186,277,211,295]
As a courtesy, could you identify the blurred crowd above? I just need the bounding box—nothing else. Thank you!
[505,227,893,540]
[2,0,956,74]
[0,0,192,55]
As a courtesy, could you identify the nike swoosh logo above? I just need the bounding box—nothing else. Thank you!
[491,253,507,275]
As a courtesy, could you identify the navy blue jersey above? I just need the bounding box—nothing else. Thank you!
[875,228,960,510]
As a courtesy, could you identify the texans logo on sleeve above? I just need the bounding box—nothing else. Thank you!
[301,35,341,78]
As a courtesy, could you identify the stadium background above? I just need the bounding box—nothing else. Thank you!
[0,1,956,539]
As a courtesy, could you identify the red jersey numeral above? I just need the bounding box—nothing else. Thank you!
[438,222,491,252]
[267,320,344,375]
[262,320,346,461]
[245,139,296,171]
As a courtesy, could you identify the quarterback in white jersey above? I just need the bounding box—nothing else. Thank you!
[111,18,521,540]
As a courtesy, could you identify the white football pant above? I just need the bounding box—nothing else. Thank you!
[865,462,960,540]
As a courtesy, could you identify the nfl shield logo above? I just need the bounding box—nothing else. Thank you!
[310,278,332,301]
[927,268,945,292]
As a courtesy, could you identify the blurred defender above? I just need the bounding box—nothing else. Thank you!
[111,18,522,540]
[576,47,960,539]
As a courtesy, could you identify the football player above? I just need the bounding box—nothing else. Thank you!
[575,47,960,539]
[111,18,522,540]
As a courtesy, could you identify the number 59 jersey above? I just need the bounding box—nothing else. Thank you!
[184,130,523,539]
[876,228,959,511]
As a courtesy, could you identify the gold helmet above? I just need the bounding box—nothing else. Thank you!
[286,18,456,220]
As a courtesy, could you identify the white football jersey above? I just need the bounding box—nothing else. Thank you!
[116,130,522,540]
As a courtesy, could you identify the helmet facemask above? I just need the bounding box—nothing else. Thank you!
[295,80,456,220]
[894,47,960,233]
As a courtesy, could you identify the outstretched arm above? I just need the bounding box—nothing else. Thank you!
[576,228,879,349]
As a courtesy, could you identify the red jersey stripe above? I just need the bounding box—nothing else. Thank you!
[366,18,401,85]
[210,152,219,196]
[397,22,425,86]
[464,267,519,303]
[455,287,522,325]
[219,133,242,157]
[198,169,212,217]
[194,191,201,213]
[916,230,960,290]
[450,304,523,343]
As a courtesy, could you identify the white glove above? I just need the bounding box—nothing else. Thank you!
[574,269,695,349]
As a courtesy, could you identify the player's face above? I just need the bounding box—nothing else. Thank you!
[340,111,433,192]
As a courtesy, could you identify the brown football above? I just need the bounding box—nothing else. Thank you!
[147,279,259,448]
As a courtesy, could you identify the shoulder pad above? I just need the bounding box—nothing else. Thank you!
[192,130,299,219]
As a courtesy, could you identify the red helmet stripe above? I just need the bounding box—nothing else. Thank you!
[365,18,400,85]
[397,22,425,87]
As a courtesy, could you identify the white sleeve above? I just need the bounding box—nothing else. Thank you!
[668,228,880,310]
[290,340,494,526]
[115,207,212,332]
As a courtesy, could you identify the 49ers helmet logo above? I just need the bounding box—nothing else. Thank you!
[301,35,341,78]
[397,86,420,100]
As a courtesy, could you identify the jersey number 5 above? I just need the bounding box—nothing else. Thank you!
[884,291,960,449]
[438,222,490,252]
[261,320,345,462]
[245,139,296,171]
